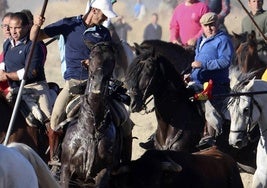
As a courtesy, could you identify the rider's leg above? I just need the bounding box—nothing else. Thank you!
[48,125,61,165]
[48,81,73,165]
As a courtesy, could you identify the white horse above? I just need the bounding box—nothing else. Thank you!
[227,72,267,188]
[1,142,60,188]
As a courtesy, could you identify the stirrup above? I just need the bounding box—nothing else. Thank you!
[48,157,61,166]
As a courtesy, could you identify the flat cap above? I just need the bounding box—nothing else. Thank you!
[200,12,218,25]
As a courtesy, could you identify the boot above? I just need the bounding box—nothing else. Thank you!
[121,134,132,163]
[47,127,61,166]
[197,122,216,150]
[139,133,155,150]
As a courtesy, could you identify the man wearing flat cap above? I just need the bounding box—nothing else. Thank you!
[30,0,118,167]
[184,12,234,146]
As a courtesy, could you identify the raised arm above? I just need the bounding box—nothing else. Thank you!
[30,15,50,41]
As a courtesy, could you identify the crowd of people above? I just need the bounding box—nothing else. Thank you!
[1,0,267,171]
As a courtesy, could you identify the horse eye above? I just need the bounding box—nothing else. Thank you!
[243,107,250,116]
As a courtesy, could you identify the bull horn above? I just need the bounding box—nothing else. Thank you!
[111,166,130,175]
[160,161,182,172]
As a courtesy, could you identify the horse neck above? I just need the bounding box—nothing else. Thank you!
[78,93,109,131]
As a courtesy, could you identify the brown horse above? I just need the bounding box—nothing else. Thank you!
[0,92,49,162]
[60,41,133,187]
[234,31,266,78]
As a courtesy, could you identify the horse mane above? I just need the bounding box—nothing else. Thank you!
[230,67,257,92]
[126,49,191,97]
[141,40,186,53]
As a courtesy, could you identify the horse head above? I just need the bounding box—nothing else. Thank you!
[228,70,261,149]
[85,41,115,95]
[125,45,159,112]
[234,31,266,78]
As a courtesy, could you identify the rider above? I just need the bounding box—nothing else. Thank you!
[30,0,125,166]
[185,12,234,145]
[140,12,234,149]
[0,12,52,127]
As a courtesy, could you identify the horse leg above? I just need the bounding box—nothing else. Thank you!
[121,132,132,162]
[60,163,70,188]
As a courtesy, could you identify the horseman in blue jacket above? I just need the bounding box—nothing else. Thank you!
[140,12,234,150]
[184,12,234,145]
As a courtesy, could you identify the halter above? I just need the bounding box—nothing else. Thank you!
[230,94,262,141]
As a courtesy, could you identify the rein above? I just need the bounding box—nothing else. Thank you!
[230,95,263,142]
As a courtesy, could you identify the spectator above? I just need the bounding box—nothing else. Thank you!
[169,0,209,47]
[30,0,117,166]
[134,0,146,20]
[241,0,267,62]
[200,0,230,33]
[184,12,234,144]
[0,12,52,127]
[113,16,132,41]
[0,12,12,96]
[143,13,162,41]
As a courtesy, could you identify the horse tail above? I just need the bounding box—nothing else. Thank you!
[7,142,60,188]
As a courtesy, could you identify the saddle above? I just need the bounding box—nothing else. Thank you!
[61,79,131,129]
[12,82,60,128]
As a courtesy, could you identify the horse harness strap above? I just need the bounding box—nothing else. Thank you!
[230,95,261,134]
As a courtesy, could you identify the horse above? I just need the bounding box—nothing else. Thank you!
[60,41,133,187]
[125,46,205,152]
[6,142,60,188]
[234,31,266,79]
[108,147,243,188]
[0,92,49,162]
[135,40,195,75]
[227,71,267,188]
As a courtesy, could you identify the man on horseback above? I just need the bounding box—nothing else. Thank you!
[140,12,234,150]
[0,12,52,129]
[31,0,133,168]
[184,12,234,146]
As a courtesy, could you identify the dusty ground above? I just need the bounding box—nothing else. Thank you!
[1,0,255,187]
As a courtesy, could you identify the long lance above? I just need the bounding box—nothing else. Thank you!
[3,0,49,145]
[237,0,267,43]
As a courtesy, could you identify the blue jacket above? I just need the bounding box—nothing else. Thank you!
[44,15,112,80]
[191,31,233,94]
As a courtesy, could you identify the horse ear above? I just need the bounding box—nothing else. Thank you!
[248,31,256,41]
[134,42,142,55]
[245,77,255,90]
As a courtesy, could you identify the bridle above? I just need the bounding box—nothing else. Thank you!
[229,94,263,141]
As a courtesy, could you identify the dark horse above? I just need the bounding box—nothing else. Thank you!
[0,92,49,162]
[135,40,195,75]
[60,41,133,187]
[125,46,205,152]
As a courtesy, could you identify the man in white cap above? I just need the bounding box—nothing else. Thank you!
[30,0,117,167]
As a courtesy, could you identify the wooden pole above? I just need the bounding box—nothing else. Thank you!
[3,0,49,145]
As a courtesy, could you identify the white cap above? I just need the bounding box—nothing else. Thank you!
[91,0,117,18]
